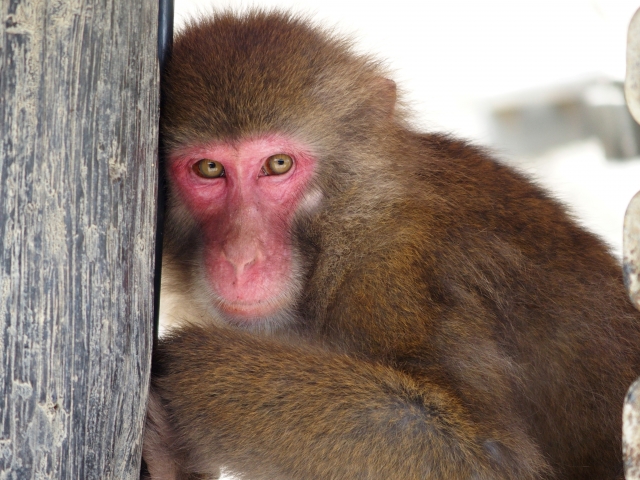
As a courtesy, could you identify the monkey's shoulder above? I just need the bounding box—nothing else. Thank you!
[353,131,621,288]
[403,133,597,247]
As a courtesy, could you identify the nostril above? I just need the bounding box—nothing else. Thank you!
[236,256,257,275]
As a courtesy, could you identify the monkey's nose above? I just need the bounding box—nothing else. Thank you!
[221,245,263,277]
[231,256,257,276]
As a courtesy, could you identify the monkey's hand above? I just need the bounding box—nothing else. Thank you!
[143,380,221,480]
[146,324,548,480]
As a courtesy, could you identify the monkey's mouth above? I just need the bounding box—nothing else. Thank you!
[214,296,292,323]
[203,245,301,325]
[205,252,298,324]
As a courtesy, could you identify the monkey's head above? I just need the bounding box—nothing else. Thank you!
[161,11,402,330]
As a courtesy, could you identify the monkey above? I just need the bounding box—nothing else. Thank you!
[142,10,640,480]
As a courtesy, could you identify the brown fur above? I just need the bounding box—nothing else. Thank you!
[145,10,640,480]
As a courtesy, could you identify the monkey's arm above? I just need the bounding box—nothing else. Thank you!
[145,325,547,480]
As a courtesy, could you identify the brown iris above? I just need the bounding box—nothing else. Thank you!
[263,154,293,175]
[194,159,225,178]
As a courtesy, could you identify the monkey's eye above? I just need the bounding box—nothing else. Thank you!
[194,159,225,178]
[263,154,293,176]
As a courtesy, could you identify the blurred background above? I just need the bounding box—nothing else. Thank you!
[173,0,640,257]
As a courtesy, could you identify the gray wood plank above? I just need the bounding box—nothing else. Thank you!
[0,0,159,478]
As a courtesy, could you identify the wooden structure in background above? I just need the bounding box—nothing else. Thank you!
[0,0,159,478]
[623,7,640,480]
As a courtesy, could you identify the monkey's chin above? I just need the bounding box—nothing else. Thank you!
[215,298,291,327]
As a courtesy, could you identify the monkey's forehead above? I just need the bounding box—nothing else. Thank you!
[161,10,394,146]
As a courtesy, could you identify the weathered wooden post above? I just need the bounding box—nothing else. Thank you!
[623,8,640,480]
[0,0,160,478]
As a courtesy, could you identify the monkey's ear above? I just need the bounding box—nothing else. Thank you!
[374,78,397,118]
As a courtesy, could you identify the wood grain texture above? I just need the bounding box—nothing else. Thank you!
[0,0,159,478]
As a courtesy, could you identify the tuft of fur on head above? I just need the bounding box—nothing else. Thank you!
[162,10,404,152]
[161,10,416,212]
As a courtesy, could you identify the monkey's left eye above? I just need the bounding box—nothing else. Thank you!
[262,154,293,176]
[194,159,225,178]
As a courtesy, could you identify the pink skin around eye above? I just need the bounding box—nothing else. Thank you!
[168,134,316,322]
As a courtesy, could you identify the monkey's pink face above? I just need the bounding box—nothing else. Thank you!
[169,135,316,324]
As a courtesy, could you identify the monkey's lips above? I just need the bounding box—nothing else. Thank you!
[214,296,291,322]
[209,279,293,322]
[207,261,295,322]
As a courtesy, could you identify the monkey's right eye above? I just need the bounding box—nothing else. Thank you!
[194,159,225,178]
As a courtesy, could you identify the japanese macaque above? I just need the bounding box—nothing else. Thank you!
[143,10,640,480]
